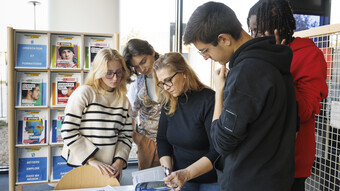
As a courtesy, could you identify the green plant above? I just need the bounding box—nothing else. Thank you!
[0,120,7,127]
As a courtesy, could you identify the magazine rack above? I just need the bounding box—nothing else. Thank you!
[7,27,119,191]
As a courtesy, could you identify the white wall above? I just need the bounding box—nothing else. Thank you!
[48,0,119,34]
[0,0,49,51]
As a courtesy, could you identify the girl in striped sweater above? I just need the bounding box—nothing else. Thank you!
[61,48,133,180]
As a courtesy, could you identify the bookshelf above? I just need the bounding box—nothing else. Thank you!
[7,27,119,191]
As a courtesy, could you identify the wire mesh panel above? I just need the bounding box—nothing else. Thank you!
[302,32,340,191]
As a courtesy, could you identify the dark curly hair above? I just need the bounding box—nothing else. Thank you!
[247,0,296,44]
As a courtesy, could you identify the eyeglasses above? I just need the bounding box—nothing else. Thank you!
[157,72,178,89]
[105,69,123,79]
[198,48,209,57]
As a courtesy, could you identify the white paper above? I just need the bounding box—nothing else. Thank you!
[131,166,165,185]
[330,101,340,129]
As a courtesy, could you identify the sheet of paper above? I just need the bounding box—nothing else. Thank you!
[331,101,340,129]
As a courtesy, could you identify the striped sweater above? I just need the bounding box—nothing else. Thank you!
[61,85,133,167]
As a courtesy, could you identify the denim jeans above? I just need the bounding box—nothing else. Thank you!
[181,181,220,191]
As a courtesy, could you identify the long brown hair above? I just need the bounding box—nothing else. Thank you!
[153,52,208,115]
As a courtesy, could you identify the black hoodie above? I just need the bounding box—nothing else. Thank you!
[211,36,297,191]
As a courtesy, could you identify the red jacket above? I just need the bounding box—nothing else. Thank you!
[289,37,328,178]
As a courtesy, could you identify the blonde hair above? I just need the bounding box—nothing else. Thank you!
[85,48,130,101]
[153,52,209,115]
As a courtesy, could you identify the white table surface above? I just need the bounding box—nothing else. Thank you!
[58,185,135,191]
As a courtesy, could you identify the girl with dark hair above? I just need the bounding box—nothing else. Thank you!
[123,39,161,170]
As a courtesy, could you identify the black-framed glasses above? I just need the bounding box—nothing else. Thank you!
[198,48,208,57]
[105,68,123,79]
[157,72,178,89]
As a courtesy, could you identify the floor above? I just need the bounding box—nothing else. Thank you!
[0,162,138,191]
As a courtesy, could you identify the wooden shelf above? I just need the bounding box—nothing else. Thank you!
[7,27,119,191]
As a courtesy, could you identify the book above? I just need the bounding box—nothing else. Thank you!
[51,35,81,69]
[51,73,81,106]
[51,146,74,181]
[17,110,47,145]
[84,36,112,69]
[17,72,47,106]
[50,110,65,144]
[17,147,48,183]
[15,33,48,68]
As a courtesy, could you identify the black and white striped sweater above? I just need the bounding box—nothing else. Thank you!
[61,85,133,167]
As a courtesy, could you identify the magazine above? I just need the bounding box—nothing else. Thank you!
[17,72,47,107]
[51,35,81,69]
[57,78,77,104]
[50,110,65,144]
[17,147,48,183]
[89,42,108,67]
[15,33,48,68]
[56,42,78,68]
[21,79,42,106]
[17,110,47,145]
[51,146,74,181]
[84,36,112,69]
[51,73,81,106]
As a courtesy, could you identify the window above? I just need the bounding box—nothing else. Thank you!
[119,0,176,54]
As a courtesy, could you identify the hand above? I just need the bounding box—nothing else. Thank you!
[87,158,116,177]
[213,65,228,92]
[111,158,125,181]
[164,169,190,191]
[265,29,286,45]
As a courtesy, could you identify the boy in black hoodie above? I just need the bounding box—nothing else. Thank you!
[183,2,298,191]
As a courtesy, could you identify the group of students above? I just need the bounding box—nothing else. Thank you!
[60,0,328,191]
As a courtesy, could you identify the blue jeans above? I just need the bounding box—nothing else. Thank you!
[181,182,220,191]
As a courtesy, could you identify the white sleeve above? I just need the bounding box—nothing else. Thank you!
[126,80,140,118]
[127,80,138,105]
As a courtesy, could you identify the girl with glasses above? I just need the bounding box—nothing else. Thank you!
[61,48,133,181]
[153,52,219,191]
[123,39,161,170]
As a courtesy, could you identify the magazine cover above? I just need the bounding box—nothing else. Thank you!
[21,79,42,106]
[17,110,47,145]
[89,42,108,67]
[17,147,48,183]
[15,33,48,68]
[56,42,78,68]
[50,110,65,144]
[17,72,48,107]
[51,73,81,106]
[51,35,81,69]
[84,36,112,69]
[51,146,73,181]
